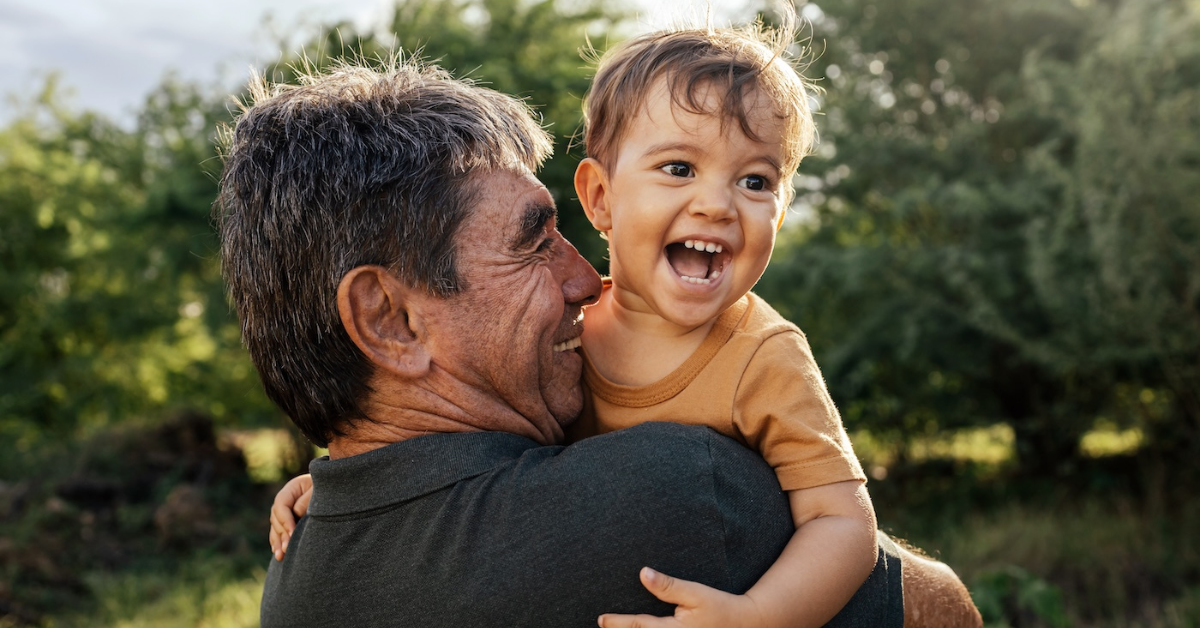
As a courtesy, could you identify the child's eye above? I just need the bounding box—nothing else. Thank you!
[661,162,692,178]
[739,174,771,191]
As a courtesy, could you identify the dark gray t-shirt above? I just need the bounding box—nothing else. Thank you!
[261,422,902,627]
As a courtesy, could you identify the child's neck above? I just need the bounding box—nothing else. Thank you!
[581,285,720,387]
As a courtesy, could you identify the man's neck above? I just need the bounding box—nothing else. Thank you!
[327,375,563,459]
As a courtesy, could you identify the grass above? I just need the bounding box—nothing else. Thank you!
[45,556,265,628]
[920,497,1199,627]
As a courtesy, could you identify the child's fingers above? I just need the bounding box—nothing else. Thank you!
[271,498,298,533]
[269,474,312,561]
[637,567,710,608]
[597,613,677,628]
[294,483,314,516]
[268,523,283,560]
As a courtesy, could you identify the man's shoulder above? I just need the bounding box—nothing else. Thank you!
[547,422,777,489]
[262,425,794,627]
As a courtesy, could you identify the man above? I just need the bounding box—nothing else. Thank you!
[217,60,980,627]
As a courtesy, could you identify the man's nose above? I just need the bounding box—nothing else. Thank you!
[554,234,601,307]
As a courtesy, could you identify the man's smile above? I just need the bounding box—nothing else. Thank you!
[553,336,583,352]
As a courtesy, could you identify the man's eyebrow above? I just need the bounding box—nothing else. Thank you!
[511,202,557,251]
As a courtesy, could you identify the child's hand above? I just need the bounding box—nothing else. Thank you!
[598,567,766,628]
[269,473,313,561]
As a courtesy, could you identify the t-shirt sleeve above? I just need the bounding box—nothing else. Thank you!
[731,330,866,491]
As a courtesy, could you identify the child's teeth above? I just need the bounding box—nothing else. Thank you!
[681,240,723,253]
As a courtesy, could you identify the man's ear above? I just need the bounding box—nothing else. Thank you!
[574,158,613,232]
[337,266,431,379]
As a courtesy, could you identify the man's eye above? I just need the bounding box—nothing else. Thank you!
[536,237,555,253]
[739,175,770,191]
[661,163,692,178]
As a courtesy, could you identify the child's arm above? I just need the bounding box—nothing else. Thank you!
[269,473,313,561]
[598,480,877,628]
[749,481,878,626]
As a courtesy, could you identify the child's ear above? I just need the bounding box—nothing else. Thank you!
[574,158,612,232]
[776,186,795,231]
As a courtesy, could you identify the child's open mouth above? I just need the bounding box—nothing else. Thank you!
[665,239,731,285]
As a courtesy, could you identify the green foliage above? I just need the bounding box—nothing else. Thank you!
[972,566,1068,628]
[868,451,1200,627]
[759,0,1200,471]
[0,77,280,468]
[0,414,272,624]
[260,0,627,268]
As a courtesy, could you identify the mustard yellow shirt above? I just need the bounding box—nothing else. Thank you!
[570,290,865,491]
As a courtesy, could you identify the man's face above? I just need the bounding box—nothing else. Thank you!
[422,169,602,443]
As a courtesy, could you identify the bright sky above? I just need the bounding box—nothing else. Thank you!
[0,0,758,126]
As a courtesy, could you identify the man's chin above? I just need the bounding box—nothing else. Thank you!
[555,408,582,429]
[546,388,584,433]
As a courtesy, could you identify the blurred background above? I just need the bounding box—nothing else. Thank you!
[1,0,1197,626]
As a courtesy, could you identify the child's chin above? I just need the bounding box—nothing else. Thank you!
[661,303,722,329]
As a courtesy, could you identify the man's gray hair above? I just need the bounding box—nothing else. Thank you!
[216,59,553,446]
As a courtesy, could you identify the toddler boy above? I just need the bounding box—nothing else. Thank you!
[567,14,877,628]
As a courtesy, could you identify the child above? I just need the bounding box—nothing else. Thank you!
[272,13,878,628]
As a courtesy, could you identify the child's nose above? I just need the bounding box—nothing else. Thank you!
[687,182,736,222]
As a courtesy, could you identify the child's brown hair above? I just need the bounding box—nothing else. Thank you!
[582,7,817,183]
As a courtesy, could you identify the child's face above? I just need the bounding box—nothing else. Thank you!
[579,78,788,330]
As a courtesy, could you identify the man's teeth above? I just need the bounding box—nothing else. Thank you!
[553,337,582,352]
[684,240,723,254]
[679,270,723,285]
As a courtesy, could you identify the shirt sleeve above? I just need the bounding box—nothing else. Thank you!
[731,329,867,491]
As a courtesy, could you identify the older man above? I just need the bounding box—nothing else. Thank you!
[218,61,978,627]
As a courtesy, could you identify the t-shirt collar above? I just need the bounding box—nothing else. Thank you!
[306,431,538,517]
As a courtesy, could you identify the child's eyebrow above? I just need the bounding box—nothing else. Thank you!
[511,202,557,251]
[642,141,698,156]
[758,156,784,175]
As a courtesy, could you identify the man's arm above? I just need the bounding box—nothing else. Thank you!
[896,543,982,628]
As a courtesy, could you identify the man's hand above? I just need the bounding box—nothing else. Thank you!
[269,473,313,561]
[597,567,766,628]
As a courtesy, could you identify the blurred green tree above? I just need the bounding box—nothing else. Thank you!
[0,77,279,470]
[758,0,1200,473]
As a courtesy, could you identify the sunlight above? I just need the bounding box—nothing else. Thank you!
[1080,422,1144,458]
